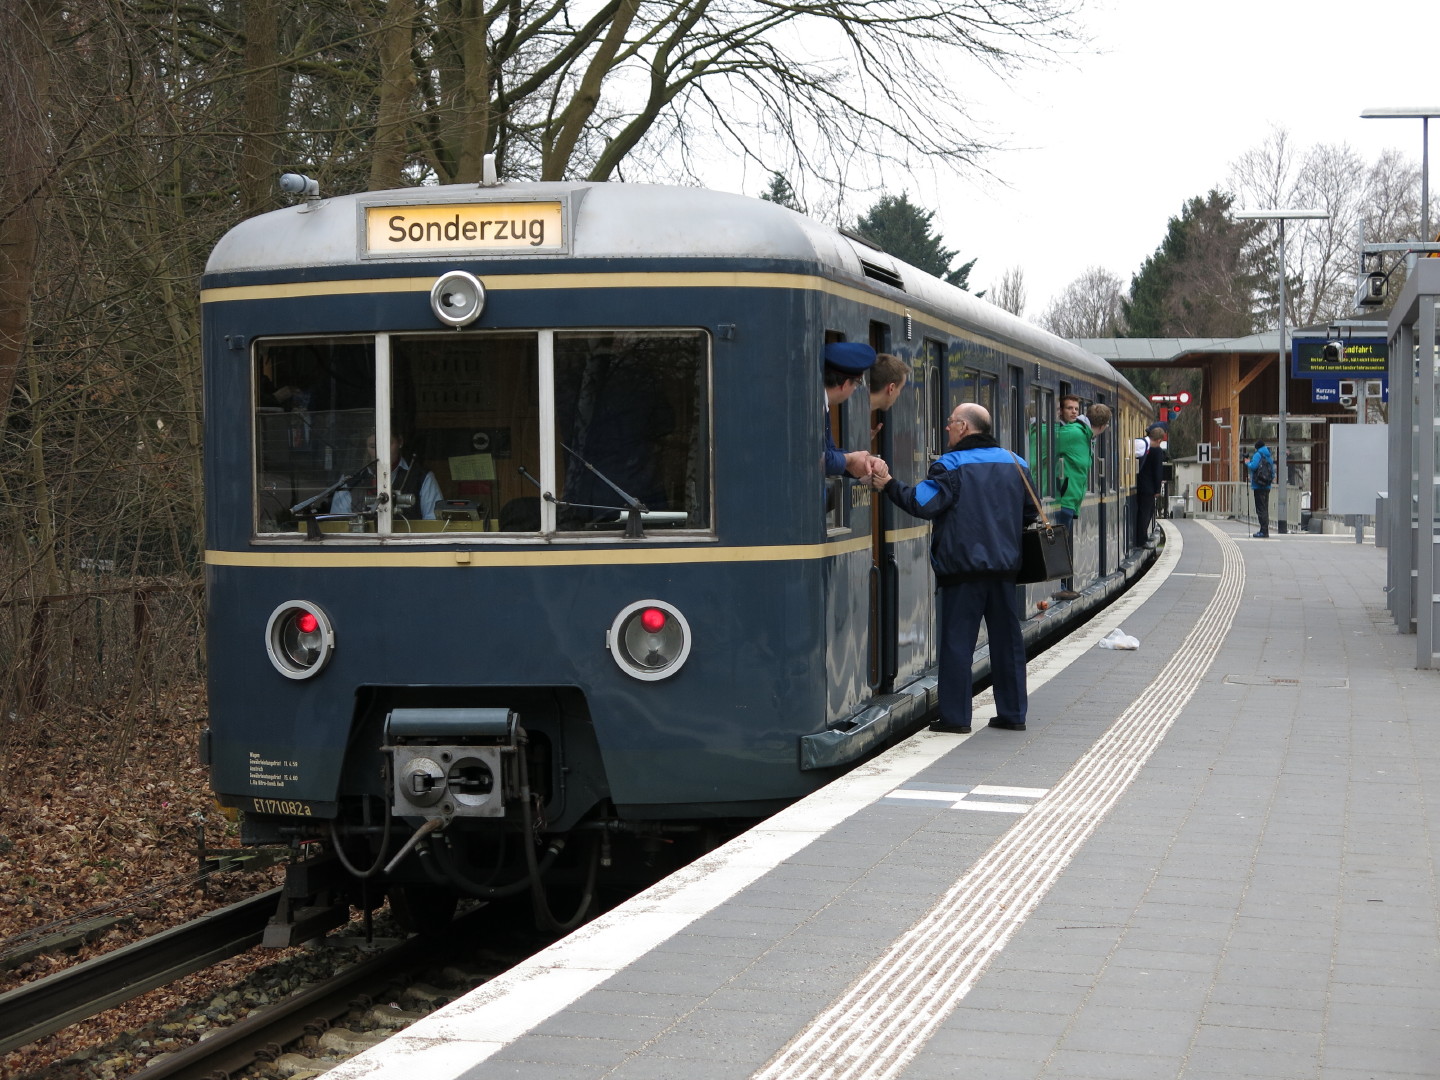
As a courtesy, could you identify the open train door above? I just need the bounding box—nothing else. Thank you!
[868,336,939,694]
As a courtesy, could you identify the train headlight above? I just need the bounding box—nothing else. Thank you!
[608,600,692,681]
[264,600,335,679]
[430,270,485,328]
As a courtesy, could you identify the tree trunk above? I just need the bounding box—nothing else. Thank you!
[370,0,419,191]
[0,0,58,430]
[452,0,493,184]
[239,0,282,214]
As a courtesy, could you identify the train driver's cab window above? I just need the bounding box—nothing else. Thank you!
[252,329,711,538]
[552,331,710,533]
[255,337,377,534]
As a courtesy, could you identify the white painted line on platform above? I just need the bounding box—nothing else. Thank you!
[971,785,1049,798]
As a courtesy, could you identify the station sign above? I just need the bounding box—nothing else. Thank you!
[1311,377,1389,404]
[1293,338,1387,378]
[1147,391,1192,404]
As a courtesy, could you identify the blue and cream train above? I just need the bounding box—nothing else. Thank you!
[199,178,1151,935]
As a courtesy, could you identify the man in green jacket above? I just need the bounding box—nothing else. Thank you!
[1052,399,1110,600]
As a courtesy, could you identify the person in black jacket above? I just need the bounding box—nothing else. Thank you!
[1133,423,1167,548]
[869,403,1038,735]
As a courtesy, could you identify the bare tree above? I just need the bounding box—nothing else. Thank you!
[1041,266,1126,338]
[1,0,1087,743]
[363,0,1083,190]
[1229,126,1421,325]
[987,265,1027,316]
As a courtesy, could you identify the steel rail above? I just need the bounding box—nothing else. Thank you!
[126,932,436,1080]
[0,889,281,1053]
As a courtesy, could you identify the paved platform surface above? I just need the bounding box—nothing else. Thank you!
[332,517,1440,1080]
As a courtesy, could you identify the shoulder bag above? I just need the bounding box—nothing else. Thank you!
[1010,453,1073,584]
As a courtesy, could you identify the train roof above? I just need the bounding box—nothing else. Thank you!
[207,180,1130,390]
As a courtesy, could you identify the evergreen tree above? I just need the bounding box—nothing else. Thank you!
[759,172,805,213]
[1124,191,1267,338]
[854,193,979,291]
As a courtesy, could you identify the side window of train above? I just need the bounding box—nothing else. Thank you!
[1029,386,1055,497]
[925,340,945,460]
[974,371,997,418]
[252,329,711,538]
[1007,366,1024,453]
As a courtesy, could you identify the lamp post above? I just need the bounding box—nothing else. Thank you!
[1361,107,1439,243]
[1235,208,1330,534]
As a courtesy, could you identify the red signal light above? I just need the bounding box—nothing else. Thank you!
[296,612,319,634]
[640,608,667,634]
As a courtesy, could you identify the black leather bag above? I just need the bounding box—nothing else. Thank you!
[1008,452,1074,584]
[1017,521,1072,583]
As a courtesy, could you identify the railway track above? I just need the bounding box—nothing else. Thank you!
[125,929,441,1080]
[0,889,283,1055]
[2,888,544,1080]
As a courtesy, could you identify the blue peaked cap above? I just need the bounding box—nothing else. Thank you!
[823,342,877,375]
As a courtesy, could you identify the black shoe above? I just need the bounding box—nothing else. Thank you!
[1252,531,1268,538]
[929,721,972,734]
[988,719,1026,731]
[1051,590,1080,601]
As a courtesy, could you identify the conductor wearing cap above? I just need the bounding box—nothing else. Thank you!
[823,342,882,479]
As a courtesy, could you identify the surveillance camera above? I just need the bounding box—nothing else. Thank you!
[1339,395,1356,407]
[1356,270,1387,307]
[1321,341,1344,363]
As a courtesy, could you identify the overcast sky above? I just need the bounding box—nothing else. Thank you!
[894,0,1438,318]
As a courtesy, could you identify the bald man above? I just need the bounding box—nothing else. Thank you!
[870,403,1037,735]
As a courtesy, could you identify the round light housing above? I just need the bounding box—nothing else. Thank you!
[430,270,485,328]
[608,600,692,681]
[265,600,335,679]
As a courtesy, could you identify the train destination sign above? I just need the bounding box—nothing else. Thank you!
[366,202,564,255]
[1293,338,1387,377]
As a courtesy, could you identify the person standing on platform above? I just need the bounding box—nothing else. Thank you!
[1053,399,1111,600]
[1134,423,1167,548]
[822,342,881,481]
[1247,438,1275,538]
[868,403,1037,735]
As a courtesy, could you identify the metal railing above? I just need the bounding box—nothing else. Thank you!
[1168,482,1300,531]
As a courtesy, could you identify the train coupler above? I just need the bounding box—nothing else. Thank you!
[384,707,521,820]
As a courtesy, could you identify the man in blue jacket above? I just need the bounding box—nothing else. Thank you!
[1247,438,1275,538]
[870,403,1038,735]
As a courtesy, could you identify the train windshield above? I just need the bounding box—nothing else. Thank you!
[253,329,711,537]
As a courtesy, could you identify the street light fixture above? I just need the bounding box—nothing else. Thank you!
[1360,107,1440,243]
[1235,207,1330,535]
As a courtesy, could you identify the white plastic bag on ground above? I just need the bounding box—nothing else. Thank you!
[1097,627,1140,650]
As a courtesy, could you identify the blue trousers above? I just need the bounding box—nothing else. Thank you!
[1051,507,1077,590]
[939,579,1027,730]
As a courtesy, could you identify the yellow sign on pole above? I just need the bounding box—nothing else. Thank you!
[1196,484,1214,503]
